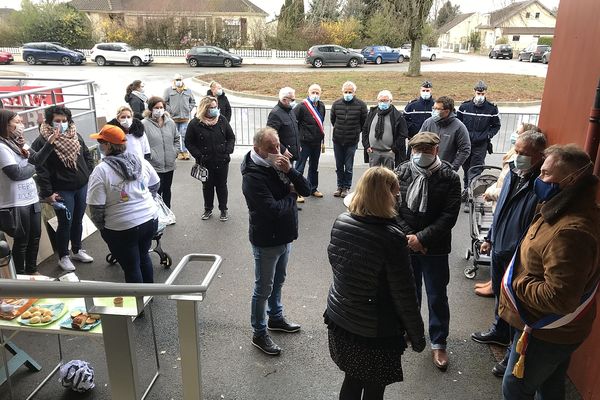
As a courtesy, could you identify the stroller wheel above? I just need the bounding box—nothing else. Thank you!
[464,266,477,279]
[465,248,472,260]
[106,254,118,265]
[161,254,173,269]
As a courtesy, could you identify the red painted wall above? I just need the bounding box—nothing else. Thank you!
[537,0,600,398]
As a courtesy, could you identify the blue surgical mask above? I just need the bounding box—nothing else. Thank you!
[216,89,223,96]
[420,91,431,100]
[53,121,69,133]
[208,108,220,118]
[309,94,320,103]
[514,154,532,171]
[510,132,519,145]
[412,152,436,168]
[343,94,354,102]
[534,177,561,202]
[431,109,442,122]
[378,102,390,111]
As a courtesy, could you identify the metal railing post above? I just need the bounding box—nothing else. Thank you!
[177,300,203,400]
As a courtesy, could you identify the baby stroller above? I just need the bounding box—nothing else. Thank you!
[463,165,502,279]
[105,225,173,269]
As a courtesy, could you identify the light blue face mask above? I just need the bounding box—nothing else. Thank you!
[514,154,532,171]
[431,109,442,122]
[420,91,431,100]
[208,108,220,118]
[412,152,436,168]
[343,94,354,102]
[289,101,297,109]
[53,121,69,133]
[378,102,390,111]
[510,132,519,145]
[309,94,320,103]
[216,89,223,96]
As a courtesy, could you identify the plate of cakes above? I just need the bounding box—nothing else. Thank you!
[18,303,66,326]
[60,308,101,331]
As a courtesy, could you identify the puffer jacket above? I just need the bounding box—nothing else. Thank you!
[326,212,425,342]
[330,96,368,146]
[184,116,235,165]
[294,98,326,144]
[142,115,180,173]
[395,160,461,255]
[267,102,300,160]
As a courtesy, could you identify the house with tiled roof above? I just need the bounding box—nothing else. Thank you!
[69,0,268,46]
[437,0,556,52]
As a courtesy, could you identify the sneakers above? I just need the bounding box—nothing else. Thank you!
[71,250,93,263]
[471,329,510,347]
[312,191,323,198]
[252,334,281,356]
[267,317,301,333]
[58,256,76,272]
[297,195,305,203]
[182,151,190,160]
[340,188,349,198]
[201,210,212,220]
[219,210,229,222]
[333,188,342,197]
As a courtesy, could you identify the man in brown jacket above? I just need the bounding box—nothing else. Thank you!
[499,144,600,400]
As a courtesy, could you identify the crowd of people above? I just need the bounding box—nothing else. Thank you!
[0,74,598,400]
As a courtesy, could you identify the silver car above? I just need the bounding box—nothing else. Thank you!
[305,45,364,68]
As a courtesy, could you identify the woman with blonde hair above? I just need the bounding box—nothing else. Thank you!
[107,105,150,160]
[325,166,425,400]
[185,96,235,221]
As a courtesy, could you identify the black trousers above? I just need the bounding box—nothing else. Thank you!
[11,203,42,274]
[157,170,174,208]
[202,162,229,211]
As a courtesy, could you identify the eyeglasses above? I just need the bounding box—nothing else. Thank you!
[284,97,296,102]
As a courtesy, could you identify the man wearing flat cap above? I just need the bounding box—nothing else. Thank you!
[457,80,501,210]
[395,132,461,372]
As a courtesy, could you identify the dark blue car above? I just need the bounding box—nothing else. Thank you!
[22,42,86,66]
[361,46,402,64]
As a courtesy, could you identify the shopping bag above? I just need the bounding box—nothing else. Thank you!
[154,195,176,229]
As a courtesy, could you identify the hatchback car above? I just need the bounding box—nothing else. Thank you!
[518,45,551,62]
[186,46,242,68]
[397,44,437,61]
[90,43,153,67]
[306,45,364,68]
[0,51,13,64]
[488,44,513,59]
[22,42,85,65]
[542,50,551,64]
[361,46,402,64]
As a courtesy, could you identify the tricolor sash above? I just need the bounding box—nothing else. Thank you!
[502,249,599,378]
[302,99,324,135]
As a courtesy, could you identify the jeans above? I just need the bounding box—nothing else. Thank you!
[11,203,41,274]
[295,142,321,193]
[491,251,512,340]
[411,254,450,349]
[157,170,174,208]
[462,141,489,189]
[101,218,158,283]
[175,121,189,152]
[203,162,229,211]
[333,143,357,189]
[250,243,291,336]
[502,330,580,400]
[56,185,88,258]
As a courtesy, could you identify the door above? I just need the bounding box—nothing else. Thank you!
[47,45,61,63]
[331,46,347,64]
[112,44,127,63]
[383,46,395,62]
[206,48,223,65]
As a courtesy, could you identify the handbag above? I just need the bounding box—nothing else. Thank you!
[0,207,25,238]
[190,163,209,182]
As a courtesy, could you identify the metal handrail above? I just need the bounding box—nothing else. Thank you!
[0,254,222,300]
[0,78,96,99]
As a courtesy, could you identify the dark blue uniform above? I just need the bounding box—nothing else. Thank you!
[457,99,500,188]
[404,97,435,138]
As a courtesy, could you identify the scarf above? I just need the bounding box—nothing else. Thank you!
[103,153,142,181]
[302,99,324,134]
[39,122,80,169]
[375,106,394,140]
[131,90,148,103]
[201,115,219,126]
[405,156,442,213]
[0,127,28,157]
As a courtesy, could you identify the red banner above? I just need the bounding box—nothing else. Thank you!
[0,86,64,109]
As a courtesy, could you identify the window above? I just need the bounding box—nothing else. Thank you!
[535,12,540,18]
[512,35,520,41]
[525,12,531,18]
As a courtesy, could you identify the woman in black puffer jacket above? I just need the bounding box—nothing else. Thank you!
[325,166,425,400]
[184,96,235,221]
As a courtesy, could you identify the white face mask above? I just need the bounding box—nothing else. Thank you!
[474,95,485,105]
[412,152,436,168]
[175,81,183,87]
[420,91,431,100]
[12,123,25,136]
[119,117,133,129]
[152,109,165,119]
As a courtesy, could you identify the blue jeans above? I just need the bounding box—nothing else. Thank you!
[491,251,512,341]
[411,254,450,349]
[295,142,321,193]
[56,185,88,258]
[175,121,189,152]
[101,218,158,283]
[502,330,580,400]
[333,143,357,189]
[250,243,291,336]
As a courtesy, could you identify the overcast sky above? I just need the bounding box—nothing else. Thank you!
[1,0,560,20]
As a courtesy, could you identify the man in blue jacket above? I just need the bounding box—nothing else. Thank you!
[457,81,501,208]
[404,80,435,139]
[241,127,311,356]
[470,130,546,376]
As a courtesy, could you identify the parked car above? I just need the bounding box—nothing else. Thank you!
[518,44,551,63]
[542,49,551,64]
[397,44,437,61]
[488,44,513,59]
[0,51,13,64]
[361,45,402,64]
[90,43,153,67]
[22,42,85,66]
[305,45,364,68]
[186,46,243,68]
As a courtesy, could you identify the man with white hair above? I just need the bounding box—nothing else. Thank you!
[267,87,300,162]
[330,81,368,198]
[362,90,408,169]
[163,73,196,160]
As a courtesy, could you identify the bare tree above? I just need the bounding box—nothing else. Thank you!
[399,0,434,76]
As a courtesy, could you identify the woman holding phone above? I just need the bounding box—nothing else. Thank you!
[31,105,95,272]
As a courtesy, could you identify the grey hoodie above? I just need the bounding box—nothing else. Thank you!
[142,115,180,173]
[420,113,471,171]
